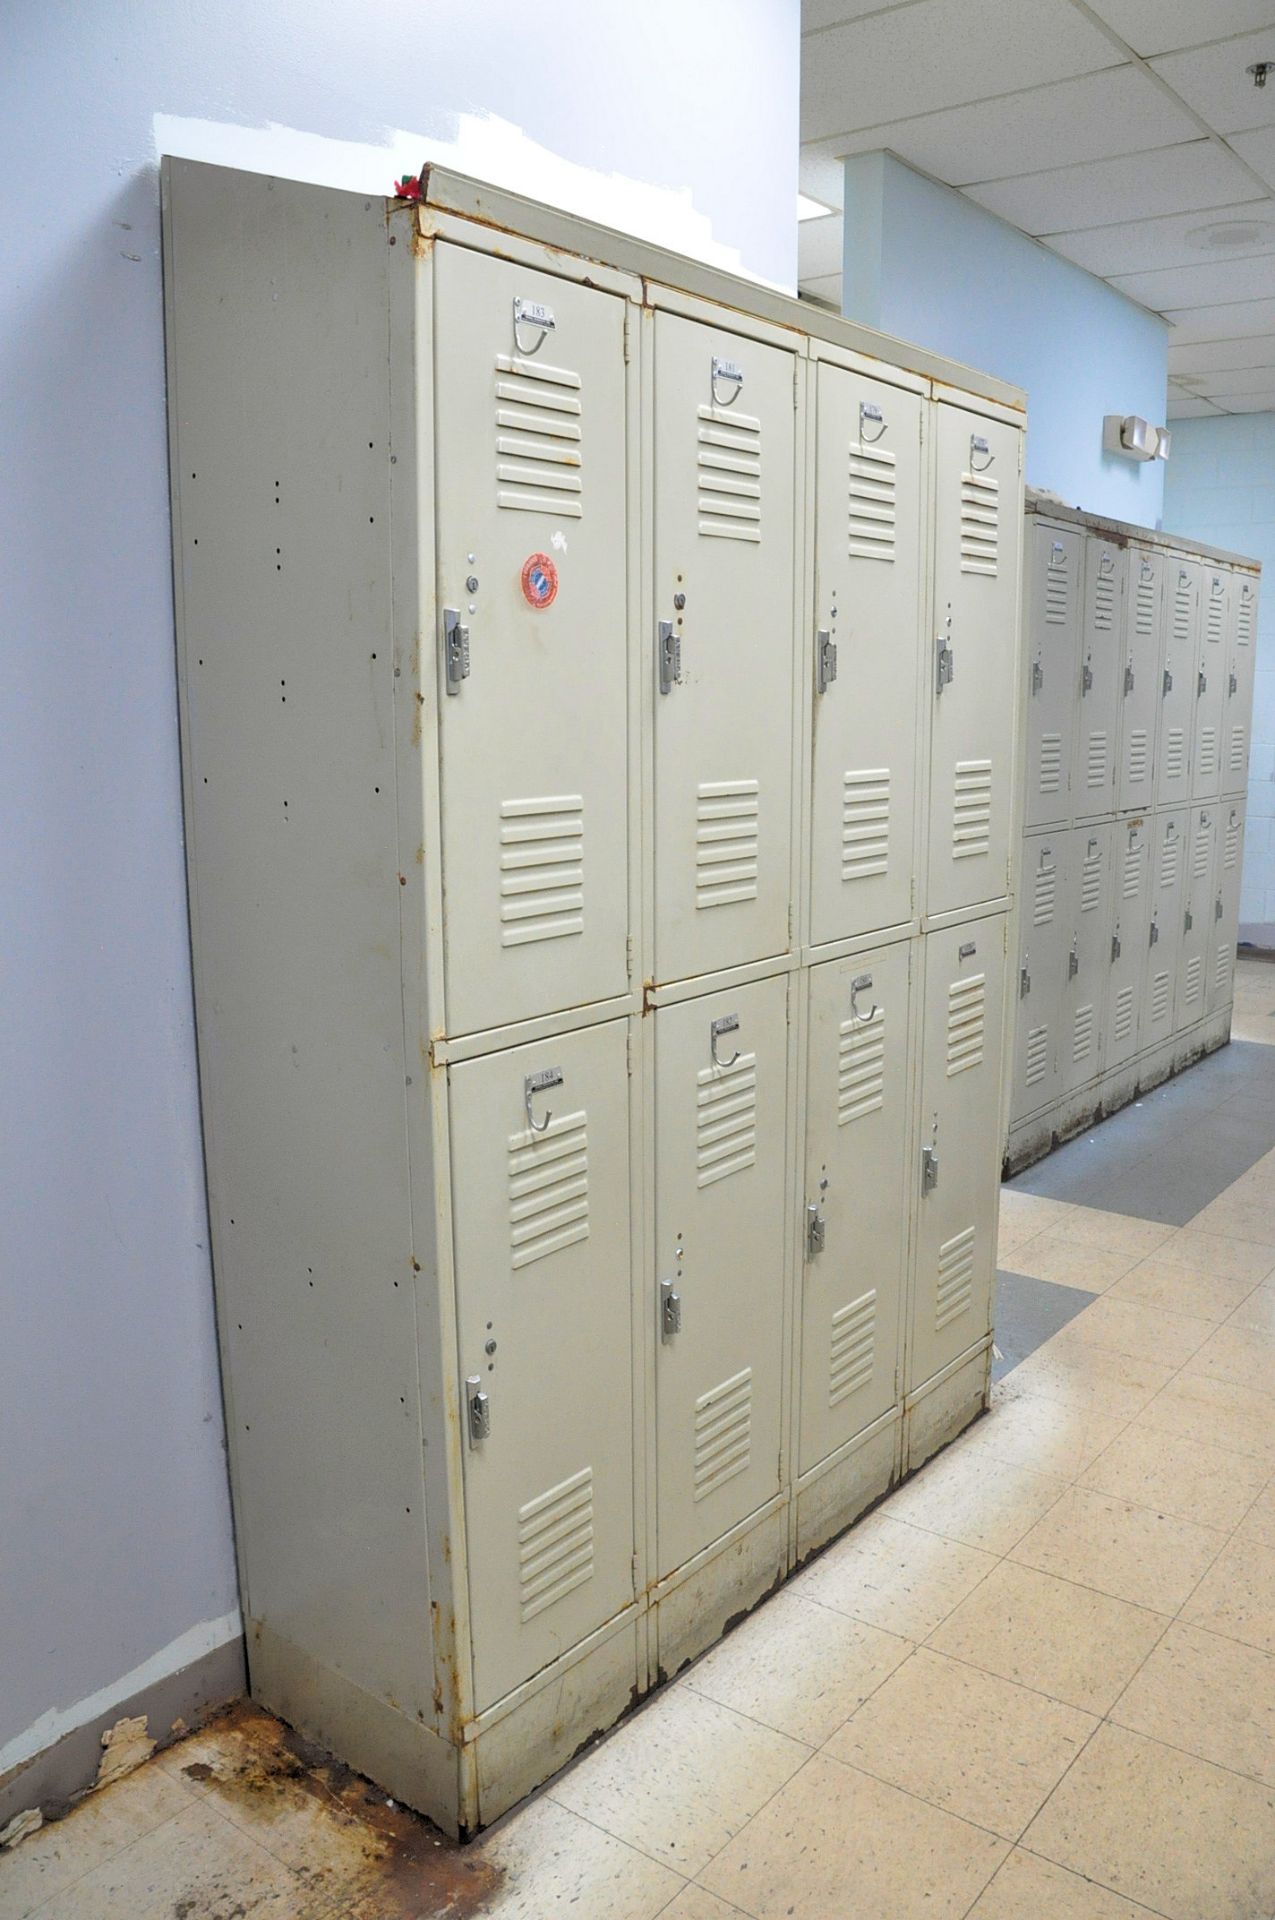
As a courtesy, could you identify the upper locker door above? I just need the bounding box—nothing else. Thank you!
[1023,526,1081,829]
[928,406,1022,916]
[800,943,911,1475]
[1159,561,1199,807]
[1075,538,1124,821]
[1144,809,1187,1050]
[1118,547,1163,814]
[810,364,924,945]
[1010,833,1066,1127]
[1193,569,1229,800]
[1106,817,1151,1075]
[1211,800,1246,1010]
[432,246,629,1037]
[1224,576,1258,796]
[1062,824,1113,1095]
[654,974,788,1577]
[652,315,796,985]
[910,919,1007,1390]
[1177,804,1217,1028]
[449,1020,633,1711]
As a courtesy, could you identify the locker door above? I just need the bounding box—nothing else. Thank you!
[1193,569,1228,800]
[1143,810,1187,1049]
[928,406,1022,916]
[433,245,629,1037]
[1158,562,1198,806]
[654,974,788,1575]
[1118,547,1163,814]
[1211,801,1246,1010]
[1177,805,1217,1028]
[1106,817,1151,1074]
[1010,834,1066,1127]
[800,943,911,1473]
[1023,526,1081,829]
[1062,824,1113,1094]
[1224,576,1258,796]
[653,315,796,984]
[1075,538,1124,820]
[810,365,924,944]
[449,1020,633,1710]
[911,919,1007,1388]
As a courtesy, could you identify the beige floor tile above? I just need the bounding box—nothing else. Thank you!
[1141,1226,1275,1287]
[1023,1720,1275,1920]
[1139,1369,1275,1466]
[549,1684,806,1878]
[1062,1293,1212,1368]
[824,1648,1095,1842]
[1008,1484,1225,1613]
[657,1889,748,1920]
[1228,1281,1275,1335]
[697,1751,1007,1920]
[960,1388,1127,1481]
[1048,1207,1175,1260]
[928,1559,1166,1715]
[1005,1335,1175,1420]
[790,1513,996,1640]
[682,1591,909,1747]
[1185,1320,1275,1394]
[965,1847,1152,1919]
[1235,1478,1275,1548]
[1113,1621,1275,1789]
[0,1764,195,1920]
[1001,1230,1134,1294]
[1078,1419,1269,1531]
[1104,1255,1259,1323]
[869,1447,1068,1555]
[998,1191,1078,1235]
[1180,1531,1275,1655]
[1189,1192,1275,1247]
[476,1795,685,1920]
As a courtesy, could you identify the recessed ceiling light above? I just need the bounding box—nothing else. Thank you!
[798,194,831,222]
[1184,219,1273,250]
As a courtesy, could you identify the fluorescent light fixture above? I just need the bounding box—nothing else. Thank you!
[797,193,830,222]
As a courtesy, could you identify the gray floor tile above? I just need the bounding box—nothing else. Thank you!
[993,1272,1094,1381]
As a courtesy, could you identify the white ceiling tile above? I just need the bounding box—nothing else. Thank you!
[1083,0,1275,58]
[1169,330,1275,370]
[1167,392,1228,417]
[1230,125,1275,191]
[1150,31,1275,135]
[965,139,1259,232]
[803,0,921,32]
[801,0,1122,143]
[1205,387,1275,409]
[1196,363,1275,394]
[1165,294,1275,341]
[1110,251,1275,308]
[798,211,844,281]
[1044,199,1275,275]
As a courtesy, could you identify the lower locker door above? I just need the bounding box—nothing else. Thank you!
[449,1020,634,1710]
[1106,818,1150,1073]
[1010,835,1066,1126]
[1062,825,1112,1095]
[1177,805,1217,1027]
[1211,801,1246,1010]
[800,943,911,1475]
[1143,811,1186,1049]
[655,974,788,1576]
[911,920,1007,1391]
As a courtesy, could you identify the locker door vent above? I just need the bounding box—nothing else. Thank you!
[696,404,762,542]
[1044,550,1069,624]
[1135,574,1157,635]
[1192,829,1212,881]
[1113,986,1135,1045]
[1086,732,1109,793]
[842,769,890,880]
[1225,815,1242,869]
[1150,969,1171,1027]
[1229,724,1247,775]
[838,1008,886,1124]
[1198,729,1218,779]
[693,1368,752,1501]
[1126,729,1149,786]
[696,1053,758,1187]
[494,354,584,517]
[1172,578,1193,642]
[828,1291,877,1406]
[1039,733,1063,794]
[1032,860,1057,927]
[1182,953,1204,1009]
[1025,1025,1050,1088]
[946,973,986,1076]
[499,795,585,948]
[1206,594,1225,645]
[1238,590,1255,644]
[1215,944,1232,994]
[952,760,993,861]
[1164,728,1186,783]
[1121,842,1142,900]
[1093,564,1116,631]
[935,1226,975,1331]
[1081,853,1104,915]
[959,472,999,575]
[1160,836,1181,894]
[847,440,896,561]
[508,1109,590,1270]
[1072,1004,1095,1068]
[518,1466,594,1622]
[696,780,760,909]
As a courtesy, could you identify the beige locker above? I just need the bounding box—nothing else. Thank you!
[449,1020,634,1709]
[1118,547,1164,814]
[654,974,788,1575]
[1177,805,1217,1027]
[1193,569,1228,801]
[653,315,796,984]
[433,245,630,1036]
[1075,538,1124,821]
[1023,526,1081,829]
[1062,824,1113,1094]
[910,919,1006,1388]
[928,406,1021,915]
[1010,834,1066,1125]
[810,364,924,944]
[800,944,911,1473]
[1211,801,1246,1010]
[1224,577,1258,796]
[1158,562,1198,807]
[1144,809,1187,1049]
[1106,816,1151,1074]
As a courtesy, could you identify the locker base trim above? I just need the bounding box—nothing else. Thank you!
[794,1416,900,1566]
[652,1498,790,1683]
[903,1344,992,1478]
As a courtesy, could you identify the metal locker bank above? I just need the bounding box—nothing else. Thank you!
[163,159,1024,1837]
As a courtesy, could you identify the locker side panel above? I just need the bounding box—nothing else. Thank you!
[1224,576,1259,797]
[1193,568,1228,801]
[1158,562,1198,807]
[1143,808,1187,1051]
[1062,823,1113,1094]
[1118,546,1163,814]
[1176,804,1217,1028]
[1009,832,1067,1126]
[1023,525,1081,830]
[1212,800,1246,1010]
[1106,816,1151,1074]
[1075,537,1124,821]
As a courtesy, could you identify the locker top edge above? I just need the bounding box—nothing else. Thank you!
[1025,487,1260,574]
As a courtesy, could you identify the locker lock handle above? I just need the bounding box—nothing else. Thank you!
[660,1278,682,1342]
[658,619,682,695]
[466,1377,491,1446]
[443,608,470,694]
[921,1115,940,1195]
[935,625,954,695]
[816,629,838,696]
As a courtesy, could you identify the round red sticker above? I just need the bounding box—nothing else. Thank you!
[520,552,559,609]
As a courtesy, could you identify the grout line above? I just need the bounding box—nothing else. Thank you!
[1014,1838,1177,1920]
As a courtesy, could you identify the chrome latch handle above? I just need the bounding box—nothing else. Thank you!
[816,628,838,695]
[660,1278,682,1342]
[443,608,470,694]
[658,619,682,695]
[921,1113,940,1195]
[466,1377,490,1446]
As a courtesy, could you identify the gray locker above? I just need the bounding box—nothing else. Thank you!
[928,405,1021,915]
[1075,537,1124,821]
[1023,525,1081,829]
[1177,805,1218,1027]
[1211,801,1246,1010]
[654,975,788,1575]
[1062,824,1113,1094]
[653,315,796,984]
[800,943,911,1473]
[1144,809,1187,1050]
[1224,578,1259,796]
[810,364,924,944]
[1193,569,1228,801]
[1106,816,1151,1075]
[1158,562,1198,807]
[1118,547,1164,815]
[1010,834,1067,1126]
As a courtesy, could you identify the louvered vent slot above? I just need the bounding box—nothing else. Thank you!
[1113,986,1135,1044]
[1045,552,1069,625]
[495,354,583,516]
[838,1008,885,1125]
[1198,729,1217,778]
[1215,944,1232,993]
[696,780,759,909]
[842,769,890,881]
[697,404,762,542]
[1081,853,1103,915]
[1160,837,1181,893]
[1127,729,1149,786]
[694,1368,752,1501]
[1122,843,1142,900]
[1229,724,1247,775]
[518,1467,594,1622]
[1165,728,1186,781]
[696,1053,757,1188]
[508,1110,590,1271]
[829,1292,876,1406]
[1086,732,1109,792]
[500,795,584,947]
[1193,828,1212,880]
[1039,733,1062,794]
[947,973,986,1077]
[1206,590,1225,645]
[848,440,896,561]
[935,1226,975,1331]
[1237,589,1255,644]
[1135,576,1156,635]
[953,760,992,860]
[1225,817,1241,869]
[1025,1025,1050,1088]
[1033,859,1057,927]
[1093,564,1116,632]
[1173,578,1192,643]
[960,472,998,575]
[1150,969,1170,1026]
[1183,954,1203,1008]
[1072,1004,1095,1067]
